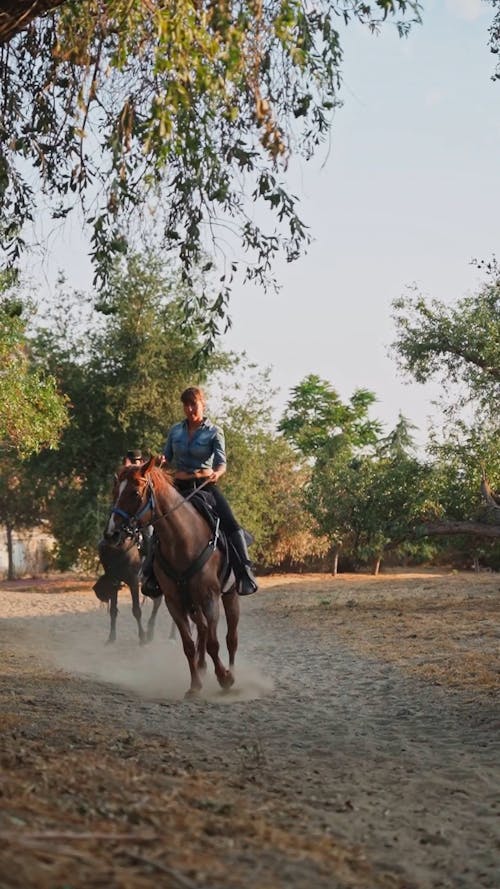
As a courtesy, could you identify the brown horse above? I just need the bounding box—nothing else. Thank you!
[95,534,163,645]
[106,456,240,696]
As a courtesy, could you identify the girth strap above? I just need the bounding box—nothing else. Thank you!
[154,519,220,588]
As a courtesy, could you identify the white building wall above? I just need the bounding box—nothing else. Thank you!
[0,526,54,578]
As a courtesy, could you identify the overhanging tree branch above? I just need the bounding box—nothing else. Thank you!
[0,0,64,43]
[415,521,500,540]
[0,0,423,350]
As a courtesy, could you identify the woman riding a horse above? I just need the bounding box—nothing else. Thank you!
[142,386,258,598]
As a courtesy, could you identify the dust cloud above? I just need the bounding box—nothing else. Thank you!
[8,593,274,703]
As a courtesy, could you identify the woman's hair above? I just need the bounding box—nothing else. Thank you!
[180,386,205,406]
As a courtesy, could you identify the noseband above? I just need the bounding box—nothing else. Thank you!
[111,495,154,527]
[109,480,155,542]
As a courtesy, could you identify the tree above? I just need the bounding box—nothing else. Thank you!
[0,288,69,456]
[28,252,221,566]
[278,373,382,460]
[391,268,500,420]
[414,424,500,566]
[0,1,421,342]
[213,363,326,569]
[305,414,436,573]
[278,373,385,572]
[0,450,48,578]
[377,410,418,458]
[391,268,500,556]
[348,453,438,574]
[0,282,68,577]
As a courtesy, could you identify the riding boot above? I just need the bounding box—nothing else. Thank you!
[229,529,258,596]
[140,531,162,599]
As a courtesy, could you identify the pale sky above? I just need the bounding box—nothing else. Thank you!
[30,1,500,449]
[221,0,500,445]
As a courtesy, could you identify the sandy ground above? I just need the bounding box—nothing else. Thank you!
[0,570,499,889]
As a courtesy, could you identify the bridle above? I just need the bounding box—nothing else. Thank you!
[110,475,220,589]
[110,475,212,532]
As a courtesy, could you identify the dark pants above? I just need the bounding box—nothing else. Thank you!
[174,479,240,535]
[174,478,257,595]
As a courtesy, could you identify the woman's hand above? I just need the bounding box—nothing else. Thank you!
[209,466,225,483]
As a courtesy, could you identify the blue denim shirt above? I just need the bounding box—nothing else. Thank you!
[163,418,226,473]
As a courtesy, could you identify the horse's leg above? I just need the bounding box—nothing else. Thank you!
[222,587,240,670]
[106,589,118,644]
[130,580,147,645]
[146,594,162,643]
[204,593,234,690]
[193,609,208,675]
[165,596,202,696]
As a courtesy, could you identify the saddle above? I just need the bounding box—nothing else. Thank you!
[189,491,254,592]
[190,490,253,546]
[170,489,235,593]
[143,490,243,598]
[93,573,121,603]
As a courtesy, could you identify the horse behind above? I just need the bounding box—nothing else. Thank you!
[107,457,240,696]
[95,530,163,646]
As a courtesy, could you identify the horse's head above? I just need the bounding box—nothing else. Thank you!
[105,455,162,541]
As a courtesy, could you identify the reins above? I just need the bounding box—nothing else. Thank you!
[149,476,213,526]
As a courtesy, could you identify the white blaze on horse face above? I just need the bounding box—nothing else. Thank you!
[106,513,116,534]
[107,479,128,534]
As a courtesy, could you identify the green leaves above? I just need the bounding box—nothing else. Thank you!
[25,252,223,564]
[392,269,500,421]
[1,0,421,348]
[0,296,69,457]
[279,373,381,458]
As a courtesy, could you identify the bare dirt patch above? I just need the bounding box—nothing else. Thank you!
[0,570,499,889]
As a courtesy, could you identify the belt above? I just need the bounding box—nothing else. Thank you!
[175,477,212,491]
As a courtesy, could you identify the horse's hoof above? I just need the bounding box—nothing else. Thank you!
[105,637,116,646]
[184,687,201,699]
[220,671,235,691]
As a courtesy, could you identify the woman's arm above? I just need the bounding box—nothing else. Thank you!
[211,425,227,482]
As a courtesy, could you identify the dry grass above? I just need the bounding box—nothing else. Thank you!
[258,570,500,692]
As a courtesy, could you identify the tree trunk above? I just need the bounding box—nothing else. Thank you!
[372,556,381,576]
[331,546,339,577]
[6,523,14,581]
[480,476,500,510]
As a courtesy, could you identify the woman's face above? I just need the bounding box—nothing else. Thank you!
[183,397,204,424]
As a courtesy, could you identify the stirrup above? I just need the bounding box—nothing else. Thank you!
[238,570,258,596]
[141,575,162,599]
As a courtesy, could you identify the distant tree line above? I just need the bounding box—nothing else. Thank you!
[0,253,499,577]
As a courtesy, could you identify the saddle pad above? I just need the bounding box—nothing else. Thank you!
[189,490,218,530]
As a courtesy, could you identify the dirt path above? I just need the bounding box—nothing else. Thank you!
[0,572,499,889]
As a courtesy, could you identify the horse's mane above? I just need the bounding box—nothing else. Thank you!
[116,459,176,497]
[146,464,175,492]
